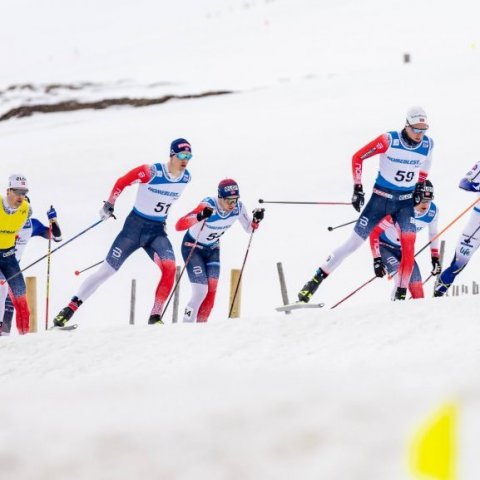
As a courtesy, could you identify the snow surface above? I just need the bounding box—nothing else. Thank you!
[1,0,480,478]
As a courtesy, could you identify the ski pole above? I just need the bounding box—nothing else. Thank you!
[1,219,104,286]
[228,229,256,318]
[44,219,53,330]
[464,224,480,244]
[330,276,376,309]
[259,199,351,206]
[327,220,357,231]
[159,221,207,323]
[414,195,480,257]
[331,195,480,309]
[422,273,433,286]
[74,260,104,276]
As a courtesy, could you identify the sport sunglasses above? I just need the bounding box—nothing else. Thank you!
[407,122,429,134]
[176,152,192,160]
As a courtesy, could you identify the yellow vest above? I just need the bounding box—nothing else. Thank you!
[0,196,29,249]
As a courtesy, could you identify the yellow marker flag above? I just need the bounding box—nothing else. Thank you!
[409,402,457,480]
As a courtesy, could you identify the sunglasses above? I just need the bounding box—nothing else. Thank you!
[10,188,29,196]
[224,197,239,206]
[407,122,428,134]
[176,152,192,161]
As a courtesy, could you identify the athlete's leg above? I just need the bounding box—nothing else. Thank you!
[0,254,29,334]
[11,294,30,335]
[197,278,219,323]
[321,193,389,274]
[180,240,208,323]
[435,210,480,296]
[0,276,8,334]
[435,255,466,296]
[380,245,401,277]
[145,235,176,317]
[391,203,416,290]
[76,262,117,302]
[73,225,140,303]
[379,245,405,300]
[1,294,15,335]
[298,193,389,302]
[196,251,220,323]
[321,231,365,273]
[53,213,143,326]
[408,262,424,299]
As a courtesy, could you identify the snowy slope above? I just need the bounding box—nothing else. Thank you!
[2,297,480,480]
[1,0,480,478]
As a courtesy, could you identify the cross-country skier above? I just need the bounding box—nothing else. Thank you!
[175,179,264,323]
[369,179,440,299]
[434,161,480,296]
[0,174,32,335]
[297,106,433,302]
[1,204,62,336]
[53,138,192,327]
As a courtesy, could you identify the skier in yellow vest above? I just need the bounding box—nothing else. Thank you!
[0,174,31,335]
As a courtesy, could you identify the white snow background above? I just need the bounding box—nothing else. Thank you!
[1,0,480,478]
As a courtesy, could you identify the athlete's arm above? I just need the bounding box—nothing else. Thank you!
[31,218,49,238]
[459,160,480,192]
[175,202,209,231]
[238,202,254,233]
[428,208,440,257]
[107,164,154,204]
[352,134,390,184]
[418,138,434,182]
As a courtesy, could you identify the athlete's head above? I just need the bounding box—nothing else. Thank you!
[169,138,192,171]
[405,106,429,143]
[6,173,29,208]
[414,179,434,214]
[218,178,240,212]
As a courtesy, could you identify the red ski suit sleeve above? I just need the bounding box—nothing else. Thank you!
[175,202,210,231]
[352,133,429,184]
[107,164,153,204]
[352,134,389,185]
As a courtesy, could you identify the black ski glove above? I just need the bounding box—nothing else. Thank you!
[414,182,425,206]
[352,184,365,212]
[196,206,214,221]
[251,208,265,230]
[252,208,265,223]
[100,201,115,221]
[431,256,441,276]
[373,257,387,278]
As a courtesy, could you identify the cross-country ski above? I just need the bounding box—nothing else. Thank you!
[48,324,78,331]
[275,302,325,312]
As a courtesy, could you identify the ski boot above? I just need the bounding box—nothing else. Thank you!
[393,287,407,301]
[148,314,164,325]
[53,296,82,327]
[298,268,327,303]
[433,279,450,297]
